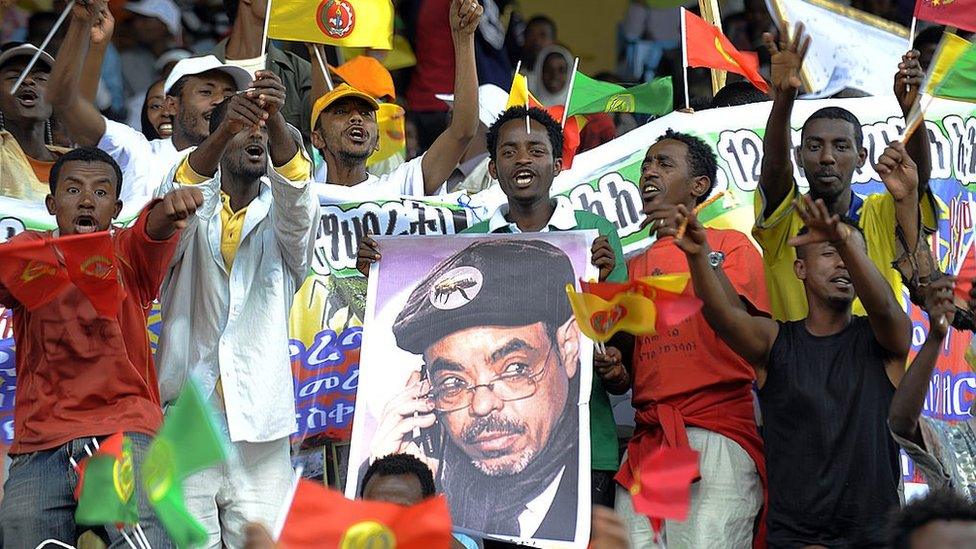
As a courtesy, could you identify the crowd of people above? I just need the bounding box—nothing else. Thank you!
[1,0,976,547]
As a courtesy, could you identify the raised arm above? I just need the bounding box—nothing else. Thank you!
[757,24,810,218]
[186,94,268,177]
[661,207,779,384]
[79,6,113,104]
[876,141,919,251]
[419,0,483,194]
[47,0,109,146]
[895,50,931,198]
[888,277,955,447]
[249,70,300,167]
[789,195,912,359]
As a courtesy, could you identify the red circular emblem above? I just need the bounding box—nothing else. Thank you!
[317,0,356,39]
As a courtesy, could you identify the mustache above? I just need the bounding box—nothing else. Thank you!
[460,415,527,444]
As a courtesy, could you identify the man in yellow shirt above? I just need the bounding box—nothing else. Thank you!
[754,24,936,321]
[155,70,319,546]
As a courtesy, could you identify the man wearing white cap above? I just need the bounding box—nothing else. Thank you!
[48,0,251,208]
[119,0,182,109]
[436,83,509,193]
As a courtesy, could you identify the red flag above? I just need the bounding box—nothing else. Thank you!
[914,0,976,34]
[630,446,700,525]
[579,275,702,333]
[682,9,769,93]
[0,235,71,310]
[0,231,123,317]
[58,231,125,318]
[280,479,453,549]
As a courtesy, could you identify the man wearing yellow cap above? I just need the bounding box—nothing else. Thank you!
[309,0,482,196]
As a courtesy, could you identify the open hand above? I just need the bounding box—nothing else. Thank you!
[875,141,918,202]
[591,236,616,281]
[450,0,483,36]
[247,70,286,119]
[787,195,850,247]
[89,2,114,45]
[356,234,380,278]
[894,50,924,114]
[922,276,956,339]
[369,370,440,474]
[763,23,810,96]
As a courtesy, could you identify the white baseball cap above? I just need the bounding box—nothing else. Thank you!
[126,0,182,38]
[436,84,510,128]
[162,55,253,96]
[0,43,55,71]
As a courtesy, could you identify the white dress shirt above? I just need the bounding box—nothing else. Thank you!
[98,117,183,213]
[517,466,566,537]
[154,150,319,443]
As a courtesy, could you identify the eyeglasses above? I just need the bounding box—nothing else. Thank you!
[426,346,553,413]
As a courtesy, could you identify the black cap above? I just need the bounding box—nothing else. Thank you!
[393,239,576,355]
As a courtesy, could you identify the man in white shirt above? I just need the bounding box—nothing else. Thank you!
[47,0,251,209]
[310,0,483,197]
[154,71,318,546]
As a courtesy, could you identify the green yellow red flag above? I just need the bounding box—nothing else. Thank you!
[268,0,395,50]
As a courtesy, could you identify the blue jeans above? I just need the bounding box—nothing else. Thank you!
[0,433,173,548]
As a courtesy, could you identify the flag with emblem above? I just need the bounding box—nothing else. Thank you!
[565,274,702,342]
[566,73,673,117]
[914,0,976,34]
[367,103,407,167]
[0,231,122,316]
[142,379,228,547]
[74,432,139,526]
[268,0,395,50]
[280,478,453,548]
[681,8,769,93]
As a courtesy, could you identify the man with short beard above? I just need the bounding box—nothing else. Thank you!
[153,72,318,546]
[47,0,251,207]
[372,239,583,542]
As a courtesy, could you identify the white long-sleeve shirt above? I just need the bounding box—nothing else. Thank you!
[154,147,319,443]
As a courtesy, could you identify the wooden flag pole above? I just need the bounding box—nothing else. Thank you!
[676,191,725,240]
[561,57,580,128]
[312,45,334,92]
[902,95,933,142]
[11,0,74,95]
[679,7,691,110]
[698,0,726,96]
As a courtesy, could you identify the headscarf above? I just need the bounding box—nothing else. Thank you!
[529,45,574,107]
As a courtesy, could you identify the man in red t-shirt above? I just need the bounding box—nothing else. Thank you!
[0,147,203,547]
[612,130,769,549]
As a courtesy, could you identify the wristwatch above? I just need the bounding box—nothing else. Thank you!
[707,251,725,269]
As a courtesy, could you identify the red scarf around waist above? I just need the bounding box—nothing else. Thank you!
[615,385,768,549]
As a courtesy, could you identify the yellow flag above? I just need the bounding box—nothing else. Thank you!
[565,285,659,343]
[367,103,406,167]
[268,0,394,50]
[506,73,543,109]
[925,33,973,95]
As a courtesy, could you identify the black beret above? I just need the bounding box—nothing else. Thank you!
[392,238,576,355]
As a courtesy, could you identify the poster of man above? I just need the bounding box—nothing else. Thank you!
[346,232,596,547]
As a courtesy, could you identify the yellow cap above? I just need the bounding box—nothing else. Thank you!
[310,83,381,133]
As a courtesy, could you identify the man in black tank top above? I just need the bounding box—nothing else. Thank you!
[653,149,915,548]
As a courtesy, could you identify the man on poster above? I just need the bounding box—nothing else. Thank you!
[367,238,585,542]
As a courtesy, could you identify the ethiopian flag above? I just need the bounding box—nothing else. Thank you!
[268,0,394,50]
[280,479,452,548]
[566,73,673,117]
[927,35,976,103]
[142,380,228,548]
[565,274,702,342]
[75,433,138,527]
